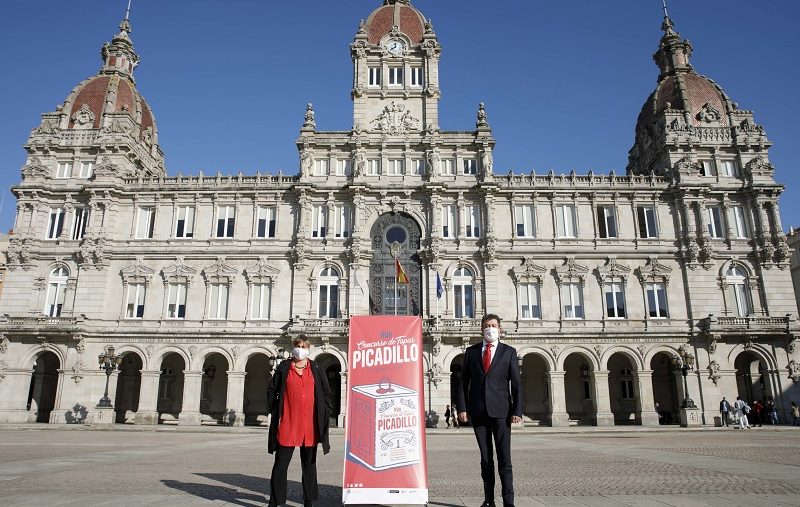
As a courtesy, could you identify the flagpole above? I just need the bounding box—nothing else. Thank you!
[394,257,398,315]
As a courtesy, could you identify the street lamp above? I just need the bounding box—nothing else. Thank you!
[268,348,289,370]
[671,346,696,409]
[97,345,122,408]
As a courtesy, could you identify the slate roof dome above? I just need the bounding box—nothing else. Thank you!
[365,0,427,45]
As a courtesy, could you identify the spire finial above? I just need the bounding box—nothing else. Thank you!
[125,0,132,20]
[662,0,669,18]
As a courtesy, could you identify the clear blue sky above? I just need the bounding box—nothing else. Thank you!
[1,1,798,233]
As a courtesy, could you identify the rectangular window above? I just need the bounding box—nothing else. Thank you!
[519,283,541,319]
[318,284,339,318]
[463,159,477,175]
[46,208,66,239]
[604,282,626,319]
[556,204,577,238]
[561,283,584,319]
[251,284,271,320]
[367,159,381,176]
[442,205,456,239]
[45,282,66,317]
[256,206,276,238]
[208,283,229,319]
[166,283,187,319]
[56,162,73,179]
[411,159,424,175]
[336,159,352,176]
[646,283,668,318]
[135,207,155,239]
[454,284,474,319]
[732,283,751,317]
[707,206,724,239]
[216,205,235,238]
[314,159,329,176]
[387,159,404,175]
[733,206,749,239]
[333,204,351,238]
[125,284,146,319]
[368,67,381,87]
[465,205,480,238]
[597,205,617,239]
[637,205,658,238]
[700,159,717,177]
[515,204,536,238]
[78,162,94,178]
[410,67,424,87]
[174,206,195,238]
[70,207,89,240]
[312,205,327,238]
[388,67,403,86]
[441,158,455,176]
[722,160,740,177]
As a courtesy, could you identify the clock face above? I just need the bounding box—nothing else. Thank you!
[387,39,405,56]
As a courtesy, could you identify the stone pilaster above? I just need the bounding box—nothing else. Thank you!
[178,371,203,426]
[593,369,614,426]
[548,371,569,426]
[225,371,246,426]
[134,370,160,425]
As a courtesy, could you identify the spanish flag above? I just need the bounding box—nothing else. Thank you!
[395,258,409,284]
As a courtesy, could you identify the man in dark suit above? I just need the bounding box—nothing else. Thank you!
[457,314,522,507]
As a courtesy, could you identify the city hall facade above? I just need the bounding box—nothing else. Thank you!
[1,0,798,428]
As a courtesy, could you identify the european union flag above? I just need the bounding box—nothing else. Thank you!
[436,272,443,299]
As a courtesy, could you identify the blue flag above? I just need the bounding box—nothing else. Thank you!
[436,272,443,299]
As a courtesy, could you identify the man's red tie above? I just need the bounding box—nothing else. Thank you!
[483,342,492,373]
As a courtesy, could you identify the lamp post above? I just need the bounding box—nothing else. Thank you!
[671,347,696,409]
[268,348,289,372]
[97,345,122,408]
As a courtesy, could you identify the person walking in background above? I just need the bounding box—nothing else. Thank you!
[457,314,523,507]
[791,401,799,426]
[734,396,751,429]
[266,335,332,507]
[766,397,779,425]
[752,399,764,427]
[719,397,731,427]
[445,404,452,428]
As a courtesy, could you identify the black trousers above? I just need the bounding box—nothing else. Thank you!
[471,414,514,507]
[269,444,318,506]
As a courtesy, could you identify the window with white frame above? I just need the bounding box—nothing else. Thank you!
[556,204,577,238]
[125,284,146,319]
[314,159,329,176]
[700,159,717,177]
[216,205,235,238]
[388,67,403,86]
[44,266,69,317]
[411,159,425,175]
[46,207,66,239]
[722,160,740,177]
[56,162,73,178]
[603,282,626,318]
[518,282,541,319]
[732,206,749,239]
[174,206,195,238]
[368,67,381,87]
[208,283,229,319]
[166,283,187,319]
[453,267,474,319]
[515,204,536,238]
[725,266,752,317]
[441,158,455,176]
[312,205,327,238]
[77,161,94,178]
[465,205,480,238]
[367,159,381,176]
[135,207,155,239]
[597,205,617,238]
[646,282,668,318]
[561,282,584,319]
[637,205,658,238]
[463,159,477,175]
[70,207,89,240]
[706,206,724,239]
[256,206,276,238]
[442,205,456,238]
[333,204,351,238]
[251,283,271,320]
[620,368,634,399]
[410,67,424,87]
[336,159,352,176]
[318,267,339,318]
[387,159,404,175]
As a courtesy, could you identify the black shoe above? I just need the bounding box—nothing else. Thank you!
[481,502,496,507]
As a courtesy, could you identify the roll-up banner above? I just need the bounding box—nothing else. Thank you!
[342,316,428,505]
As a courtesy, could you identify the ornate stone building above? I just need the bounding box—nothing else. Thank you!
[1,1,798,427]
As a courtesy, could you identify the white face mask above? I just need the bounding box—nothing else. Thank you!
[483,327,499,343]
[292,347,310,360]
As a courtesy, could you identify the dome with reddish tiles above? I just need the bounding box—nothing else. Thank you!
[365,0,426,45]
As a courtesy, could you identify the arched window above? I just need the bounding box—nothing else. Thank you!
[453,267,474,319]
[318,267,340,318]
[725,265,752,317]
[44,267,69,317]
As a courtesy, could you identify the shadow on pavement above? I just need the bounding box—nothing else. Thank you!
[161,479,266,506]
[181,473,344,505]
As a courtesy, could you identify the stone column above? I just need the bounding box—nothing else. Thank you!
[547,371,569,427]
[0,369,35,423]
[178,371,203,426]
[593,369,614,426]
[225,371,246,427]
[134,370,160,425]
[635,369,659,426]
[338,371,348,427]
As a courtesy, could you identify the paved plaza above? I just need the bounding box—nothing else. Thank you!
[0,426,799,506]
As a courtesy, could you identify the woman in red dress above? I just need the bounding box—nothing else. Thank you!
[267,336,332,507]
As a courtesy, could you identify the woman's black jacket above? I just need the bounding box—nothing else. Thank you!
[266,358,333,455]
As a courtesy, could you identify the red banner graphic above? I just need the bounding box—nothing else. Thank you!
[342,316,428,505]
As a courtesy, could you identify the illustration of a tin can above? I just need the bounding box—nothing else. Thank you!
[348,381,421,471]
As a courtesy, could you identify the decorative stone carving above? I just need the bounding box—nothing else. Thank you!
[145,344,155,358]
[595,257,631,285]
[370,101,420,134]
[302,103,316,130]
[426,148,441,177]
[788,336,796,355]
[635,257,672,285]
[20,156,50,180]
[743,156,774,181]
[685,237,700,266]
[71,359,86,384]
[481,237,498,269]
[244,258,280,284]
[292,237,310,269]
[432,338,441,357]
[776,235,790,265]
[697,102,721,124]
[555,257,590,285]
[142,126,154,146]
[202,258,239,285]
[72,103,96,128]
[0,335,7,354]
[476,102,489,129]
[788,360,800,383]
[482,147,493,176]
[762,238,776,265]
[707,360,721,385]
[636,345,645,360]
[300,147,313,177]
[161,258,197,284]
[0,359,6,383]
[549,345,559,360]
[353,147,366,177]
[120,258,156,286]
[593,345,603,358]
[32,119,59,136]
[75,336,85,354]
[708,333,719,355]
[426,363,443,387]
[231,346,241,361]
[188,345,197,360]
[6,237,32,270]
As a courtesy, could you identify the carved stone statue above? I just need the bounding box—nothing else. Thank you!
[302,103,316,130]
[72,104,96,129]
[353,148,366,177]
[427,148,441,176]
[482,148,494,176]
[300,148,313,177]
